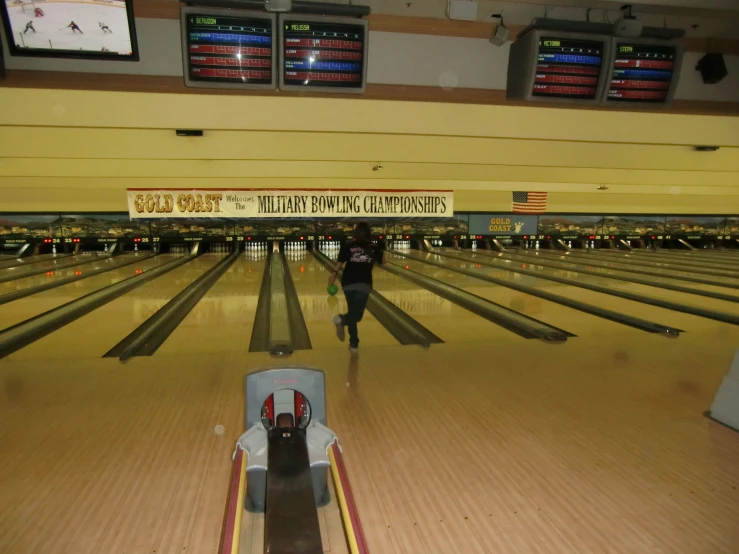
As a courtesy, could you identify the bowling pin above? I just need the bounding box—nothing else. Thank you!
[535,241,539,250]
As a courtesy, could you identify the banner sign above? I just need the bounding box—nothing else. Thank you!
[127,189,453,219]
[468,214,537,236]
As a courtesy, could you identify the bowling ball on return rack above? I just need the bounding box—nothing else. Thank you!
[327,283,339,296]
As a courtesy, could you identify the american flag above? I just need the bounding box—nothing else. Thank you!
[512,191,547,214]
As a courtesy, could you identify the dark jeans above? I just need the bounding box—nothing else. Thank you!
[341,285,370,348]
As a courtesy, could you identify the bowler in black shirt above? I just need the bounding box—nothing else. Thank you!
[328,222,383,352]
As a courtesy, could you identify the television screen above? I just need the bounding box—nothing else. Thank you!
[279,14,368,93]
[507,30,610,103]
[533,37,604,99]
[181,7,276,90]
[604,40,681,104]
[1,0,138,60]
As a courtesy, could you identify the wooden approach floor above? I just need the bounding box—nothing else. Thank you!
[1,328,739,553]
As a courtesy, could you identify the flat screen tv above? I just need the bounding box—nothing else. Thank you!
[278,14,368,94]
[1,0,138,60]
[601,38,683,107]
[181,6,276,90]
[507,29,611,104]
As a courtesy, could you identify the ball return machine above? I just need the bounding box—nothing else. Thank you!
[219,367,369,554]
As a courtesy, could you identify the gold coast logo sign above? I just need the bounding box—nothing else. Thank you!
[132,192,224,214]
[489,217,525,233]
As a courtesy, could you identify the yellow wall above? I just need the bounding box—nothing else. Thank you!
[0,88,737,214]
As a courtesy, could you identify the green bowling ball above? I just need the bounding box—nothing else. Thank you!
[327,283,339,296]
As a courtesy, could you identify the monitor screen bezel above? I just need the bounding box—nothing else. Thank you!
[600,37,683,107]
[181,6,277,91]
[278,13,368,94]
[0,0,139,61]
[506,29,611,104]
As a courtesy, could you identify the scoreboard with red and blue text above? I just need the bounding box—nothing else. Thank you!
[507,30,683,107]
[507,30,611,103]
[279,14,368,94]
[181,7,277,90]
[602,39,682,106]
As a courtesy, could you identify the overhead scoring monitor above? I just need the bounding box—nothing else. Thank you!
[279,14,368,94]
[181,7,276,90]
[507,30,610,103]
[603,39,682,105]
[0,0,138,60]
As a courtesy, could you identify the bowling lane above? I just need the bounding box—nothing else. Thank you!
[0,254,145,296]
[596,249,739,270]
[287,252,397,349]
[391,251,632,337]
[0,254,178,332]
[0,253,69,270]
[530,249,739,281]
[368,254,524,343]
[489,250,739,314]
[156,253,267,356]
[557,249,739,277]
[504,250,739,293]
[454,250,738,333]
[0,253,92,278]
[8,254,224,361]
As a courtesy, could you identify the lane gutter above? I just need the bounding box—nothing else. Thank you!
[105,251,240,360]
[445,249,739,327]
[248,252,273,353]
[521,249,739,288]
[0,254,195,360]
[0,253,116,284]
[381,258,573,342]
[313,250,443,347]
[0,253,74,270]
[0,253,156,307]
[393,250,680,337]
[471,249,739,304]
[281,252,312,352]
[535,249,739,280]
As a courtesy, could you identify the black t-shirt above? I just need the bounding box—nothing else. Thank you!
[338,241,383,287]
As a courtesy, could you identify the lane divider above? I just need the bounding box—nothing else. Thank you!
[219,447,247,554]
[329,441,370,554]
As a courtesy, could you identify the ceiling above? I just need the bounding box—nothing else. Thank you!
[317,0,739,36]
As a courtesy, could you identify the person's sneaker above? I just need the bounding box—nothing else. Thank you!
[332,315,345,342]
[349,346,359,355]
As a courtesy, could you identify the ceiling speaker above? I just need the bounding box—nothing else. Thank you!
[696,53,727,84]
